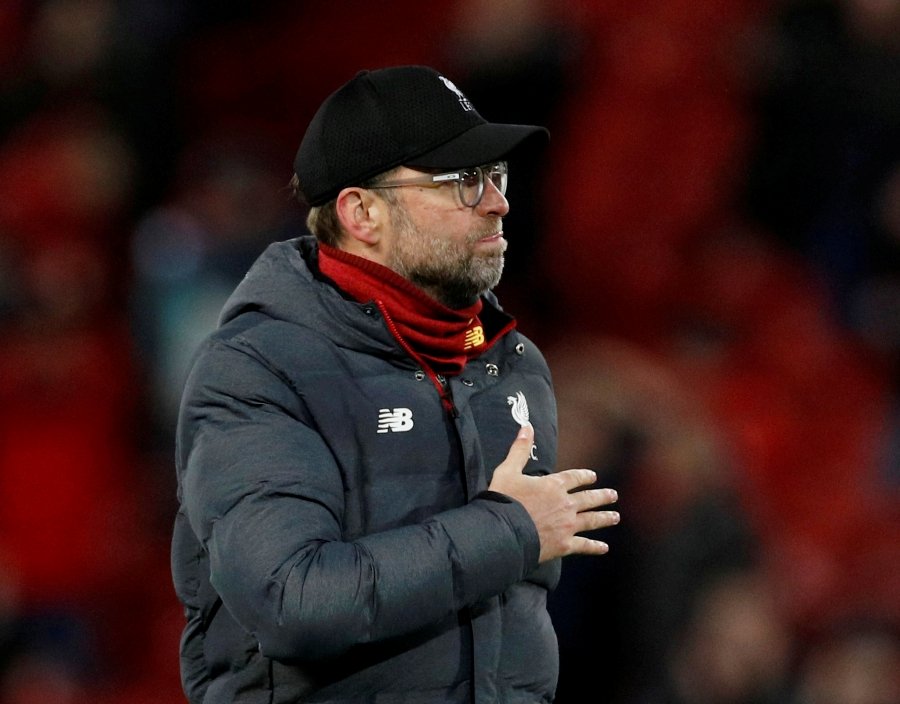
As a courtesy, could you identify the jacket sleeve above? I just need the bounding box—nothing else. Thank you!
[177,337,541,662]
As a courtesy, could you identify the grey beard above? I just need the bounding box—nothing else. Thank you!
[406,254,505,309]
[385,200,506,308]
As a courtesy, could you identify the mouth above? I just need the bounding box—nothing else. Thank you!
[477,231,504,243]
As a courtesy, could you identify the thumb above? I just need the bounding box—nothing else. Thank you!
[495,423,534,477]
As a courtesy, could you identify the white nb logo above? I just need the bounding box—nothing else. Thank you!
[377,408,414,433]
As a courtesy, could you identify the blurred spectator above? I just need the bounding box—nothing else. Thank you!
[0,236,24,331]
[0,653,83,704]
[175,0,459,159]
[742,0,900,329]
[794,622,900,704]
[0,0,119,135]
[664,224,898,630]
[851,160,900,491]
[0,0,186,208]
[0,549,21,673]
[538,0,762,341]
[660,569,793,704]
[0,107,136,251]
[129,133,297,439]
[546,336,758,703]
[0,239,155,698]
[0,241,142,606]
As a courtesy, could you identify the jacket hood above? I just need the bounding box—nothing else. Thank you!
[218,236,404,360]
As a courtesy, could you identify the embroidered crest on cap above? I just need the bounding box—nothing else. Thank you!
[439,76,473,112]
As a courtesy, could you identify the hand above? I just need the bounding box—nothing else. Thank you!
[488,424,619,563]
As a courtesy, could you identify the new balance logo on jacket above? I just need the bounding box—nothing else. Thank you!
[377,408,414,433]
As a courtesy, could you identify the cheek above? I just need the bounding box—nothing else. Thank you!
[396,205,473,260]
[410,219,463,254]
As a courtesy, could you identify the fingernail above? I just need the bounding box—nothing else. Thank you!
[610,489,618,501]
[517,426,530,440]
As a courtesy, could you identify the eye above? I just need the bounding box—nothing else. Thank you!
[460,169,480,187]
[486,164,507,190]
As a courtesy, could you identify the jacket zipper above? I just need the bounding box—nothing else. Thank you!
[377,302,480,699]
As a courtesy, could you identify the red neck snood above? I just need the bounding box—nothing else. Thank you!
[317,243,498,376]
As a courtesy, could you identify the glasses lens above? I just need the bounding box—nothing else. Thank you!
[486,162,508,196]
[458,168,482,207]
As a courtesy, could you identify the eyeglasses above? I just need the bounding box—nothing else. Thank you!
[367,161,508,208]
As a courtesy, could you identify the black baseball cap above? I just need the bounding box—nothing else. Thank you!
[293,65,549,206]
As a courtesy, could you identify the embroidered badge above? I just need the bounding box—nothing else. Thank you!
[438,75,474,112]
[507,391,538,460]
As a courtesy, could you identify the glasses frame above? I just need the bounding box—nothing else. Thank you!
[366,161,508,208]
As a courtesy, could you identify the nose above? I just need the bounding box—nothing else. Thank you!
[476,177,509,217]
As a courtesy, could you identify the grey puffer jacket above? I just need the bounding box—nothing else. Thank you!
[171,237,561,704]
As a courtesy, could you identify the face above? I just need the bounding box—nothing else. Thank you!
[380,166,510,309]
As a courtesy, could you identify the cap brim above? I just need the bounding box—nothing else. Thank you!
[406,122,549,170]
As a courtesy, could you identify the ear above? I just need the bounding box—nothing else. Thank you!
[335,187,386,247]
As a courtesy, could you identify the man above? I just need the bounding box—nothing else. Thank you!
[172,65,619,704]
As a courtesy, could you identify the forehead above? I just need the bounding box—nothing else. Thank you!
[390,165,426,178]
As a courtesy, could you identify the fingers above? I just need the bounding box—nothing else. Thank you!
[571,487,619,535]
[570,491,619,557]
[571,488,618,511]
[566,510,618,556]
[516,422,534,444]
[568,536,609,556]
[556,467,598,492]
[555,468,618,506]
[493,433,621,561]
[494,424,535,478]
[575,509,620,534]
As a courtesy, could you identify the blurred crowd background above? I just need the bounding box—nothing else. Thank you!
[0,0,898,702]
